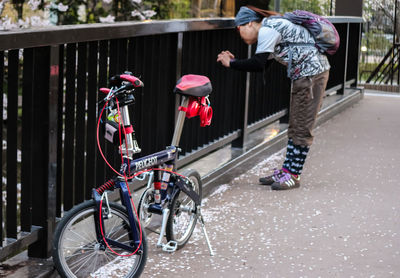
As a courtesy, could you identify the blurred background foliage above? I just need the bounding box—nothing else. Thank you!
[0,0,339,27]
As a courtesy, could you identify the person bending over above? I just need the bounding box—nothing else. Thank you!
[217,6,330,190]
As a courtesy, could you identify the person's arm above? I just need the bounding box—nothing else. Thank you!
[229,52,272,72]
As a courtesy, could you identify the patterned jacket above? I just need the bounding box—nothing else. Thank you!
[256,17,330,80]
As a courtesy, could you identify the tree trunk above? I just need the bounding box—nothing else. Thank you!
[113,0,119,19]
[192,0,201,17]
[11,0,24,19]
[221,0,235,17]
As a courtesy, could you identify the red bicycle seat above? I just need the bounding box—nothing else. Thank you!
[174,74,212,97]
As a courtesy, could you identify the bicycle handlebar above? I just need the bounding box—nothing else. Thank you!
[110,73,144,88]
[99,73,144,104]
[119,74,144,88]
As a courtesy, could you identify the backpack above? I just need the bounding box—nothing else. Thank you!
[282,10,340,55]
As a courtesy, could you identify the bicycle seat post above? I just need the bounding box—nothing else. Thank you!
[171,96,189,147]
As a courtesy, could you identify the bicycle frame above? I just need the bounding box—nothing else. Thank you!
[53,75,213,278]
[93,94,196,253]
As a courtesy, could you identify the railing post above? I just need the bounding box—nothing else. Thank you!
[174,32,183,125]
[0,51,3,247]
[6,50,19,240]
[47,45,59,256]
[392,0,398,85]
[397,44,400,87]
[356,22,362,87]
[274,0,280,12]
[28,46,55,258]
[339,23,350,94]
[232,45,251,149]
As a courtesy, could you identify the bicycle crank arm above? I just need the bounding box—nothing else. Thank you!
[156,208,170,248]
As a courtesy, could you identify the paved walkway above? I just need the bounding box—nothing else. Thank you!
[2,92,400,277]
[141,93,400,277]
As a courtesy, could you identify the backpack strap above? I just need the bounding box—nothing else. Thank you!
[264,18,317,79]
[246,5,281,17]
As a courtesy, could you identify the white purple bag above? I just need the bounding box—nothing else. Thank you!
[283,10,340,55]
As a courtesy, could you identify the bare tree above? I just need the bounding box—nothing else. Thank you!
[367,0,399,42]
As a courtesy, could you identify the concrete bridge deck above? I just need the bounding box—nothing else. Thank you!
[139,91,400,277]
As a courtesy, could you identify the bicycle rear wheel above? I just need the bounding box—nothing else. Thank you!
[52,200,147,278]
[138,187,155,228]
[166,169,202,249]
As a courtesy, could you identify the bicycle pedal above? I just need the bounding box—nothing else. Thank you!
[162,241,177,253]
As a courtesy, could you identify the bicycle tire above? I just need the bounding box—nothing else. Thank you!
[52,200,147,278]
[166,169,202,249]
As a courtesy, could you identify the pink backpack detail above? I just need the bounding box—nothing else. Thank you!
[283,10,340,55]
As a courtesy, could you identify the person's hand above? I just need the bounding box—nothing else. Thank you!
[217,51,235,67]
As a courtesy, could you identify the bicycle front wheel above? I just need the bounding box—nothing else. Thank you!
[52,200,147,278]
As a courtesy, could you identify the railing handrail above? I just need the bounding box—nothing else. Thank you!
[325,16,364,23]
[1,18,234,51]
[0,16,362,51]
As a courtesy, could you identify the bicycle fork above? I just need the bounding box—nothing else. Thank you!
[92,182,143,253]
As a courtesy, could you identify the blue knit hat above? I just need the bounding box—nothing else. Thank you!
[235,6,261,26]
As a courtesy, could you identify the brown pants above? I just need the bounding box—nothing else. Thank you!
[288,70,330,146]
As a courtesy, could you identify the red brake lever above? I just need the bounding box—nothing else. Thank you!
[99,88,111,94]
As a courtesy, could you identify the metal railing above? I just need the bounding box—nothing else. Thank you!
[0,16,362,260]
[365,43,400,84]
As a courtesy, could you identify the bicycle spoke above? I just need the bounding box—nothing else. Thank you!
[79,226,97,243]
[103,250,117,263]
[66,227,95,244]
[105,218,120,237]
[92,252,99,274]
[66,249,95,266]
[106,222,126,239]
[118,240,132,245]
[64,249,96,261]
[113,230,130,242]
[62,245,96,251]
[73,253,98,274]
[68,250,97,272]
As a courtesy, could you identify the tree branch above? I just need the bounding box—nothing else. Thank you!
[377,1,394,23]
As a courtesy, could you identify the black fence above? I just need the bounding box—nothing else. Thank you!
[0,16,362,260]
[365,43,400,84]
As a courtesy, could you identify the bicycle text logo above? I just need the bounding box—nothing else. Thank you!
[135,156,158,170]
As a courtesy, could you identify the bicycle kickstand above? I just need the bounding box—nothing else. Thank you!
[197,206,215,256]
